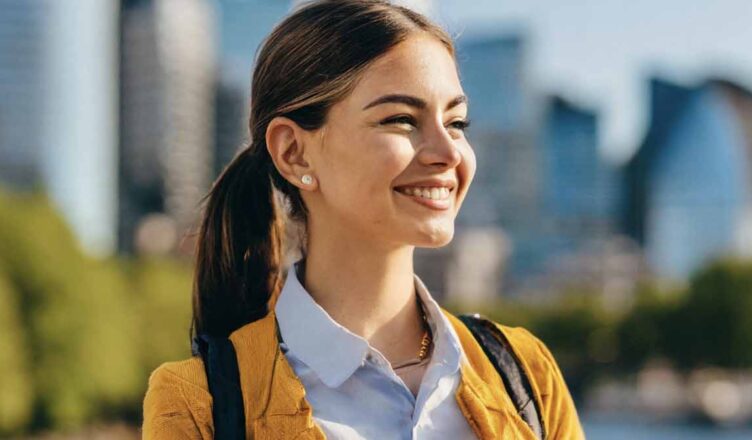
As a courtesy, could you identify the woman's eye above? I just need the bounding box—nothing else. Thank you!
[379,116,471,133]
[448,119,471,132]
[381,115,416,128]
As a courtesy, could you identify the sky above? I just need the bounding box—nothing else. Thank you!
[217,0,752,163]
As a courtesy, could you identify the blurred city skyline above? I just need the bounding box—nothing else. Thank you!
[2,0,751,294]
[220,0,752,162]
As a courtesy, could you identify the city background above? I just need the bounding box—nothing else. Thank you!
[1,0,752,438]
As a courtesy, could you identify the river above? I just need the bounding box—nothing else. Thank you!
[583,417,752,439]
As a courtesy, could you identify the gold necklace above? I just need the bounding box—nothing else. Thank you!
[416,298,432,361]
[388,297,433,371]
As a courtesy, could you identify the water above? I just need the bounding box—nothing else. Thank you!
[583,418,752,440]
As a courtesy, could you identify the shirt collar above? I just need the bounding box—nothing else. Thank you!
[275,259,464,388]
[413,273,465,375]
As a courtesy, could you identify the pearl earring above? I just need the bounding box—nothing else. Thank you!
[301,174,313,185]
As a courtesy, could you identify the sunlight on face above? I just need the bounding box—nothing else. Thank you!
[304,34,476,249]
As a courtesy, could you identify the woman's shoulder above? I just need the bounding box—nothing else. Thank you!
[142,356,214,439]
[491,322,585,439]
[493,324,562,387]
[146,356,209,392]
[445,311,560,383]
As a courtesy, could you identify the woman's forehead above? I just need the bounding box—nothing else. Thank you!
[348,36,463,109]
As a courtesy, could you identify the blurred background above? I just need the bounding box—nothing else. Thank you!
[1,0,752,438]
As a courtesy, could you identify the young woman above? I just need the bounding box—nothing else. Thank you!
[142,1,584,438]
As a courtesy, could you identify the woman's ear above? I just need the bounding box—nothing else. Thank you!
[266,116,317,190]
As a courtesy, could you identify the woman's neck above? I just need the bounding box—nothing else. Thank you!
[301,232,425,365]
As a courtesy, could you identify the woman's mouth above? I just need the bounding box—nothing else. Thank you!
[394,185,453,210]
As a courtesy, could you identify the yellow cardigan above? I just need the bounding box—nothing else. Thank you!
[142,309,585,439]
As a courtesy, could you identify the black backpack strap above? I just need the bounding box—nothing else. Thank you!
[458,314,545,440]
[192,333,246,439]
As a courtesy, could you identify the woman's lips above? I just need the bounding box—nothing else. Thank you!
[393,187,452,211]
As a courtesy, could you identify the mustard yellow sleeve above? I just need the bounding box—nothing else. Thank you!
[530,332,586,439]
[498,325,586,440]
[142,358,214,439]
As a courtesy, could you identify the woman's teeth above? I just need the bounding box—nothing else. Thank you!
[397,186,450,200]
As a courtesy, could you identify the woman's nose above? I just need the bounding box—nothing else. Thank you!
[416,123,462,169]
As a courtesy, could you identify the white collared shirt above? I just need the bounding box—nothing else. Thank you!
[274,261,477,439]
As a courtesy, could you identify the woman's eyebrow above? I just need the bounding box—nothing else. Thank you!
[362,94,467,111]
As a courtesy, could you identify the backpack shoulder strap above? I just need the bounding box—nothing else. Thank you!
[458,314,545,440]
[192,333,246,439]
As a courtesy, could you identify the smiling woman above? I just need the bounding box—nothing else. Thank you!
[141,1,583,439]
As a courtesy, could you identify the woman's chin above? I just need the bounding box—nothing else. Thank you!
[411,223,455,248]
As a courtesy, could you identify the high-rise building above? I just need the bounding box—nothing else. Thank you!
[119,0,217,253]
[456,35,528,134]
[507,95,630,294]
[0,1,46,189]
[540,96,620,240]
[454,34,536,228]
[451,33,543,292]
[214,76,247,178]
[625,77,752,279]
[0,0,120,256]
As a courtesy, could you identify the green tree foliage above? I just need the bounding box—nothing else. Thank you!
[464,258,752,397]
[613,259,752,371]
[462,293,620,399]
[528,296,617,395]
[0,191,141,430]
[0,266,33,435]
[123,257,193,378]
[0,190,194,433]
[663,258,752,369]
[615,282,682,371]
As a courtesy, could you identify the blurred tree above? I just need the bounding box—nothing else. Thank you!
[664,258,752,369]
[0,265,33,435]
[123,256,193,379]
[615,282,681,371]
[459,292,620,400]
[527,294,619,399]
[0,190,140,430]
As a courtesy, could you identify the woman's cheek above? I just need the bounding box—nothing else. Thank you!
[380,140,417,174]
[460,142,477,184]
[448,144,474,211]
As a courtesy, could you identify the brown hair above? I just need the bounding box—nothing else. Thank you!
[191,0,455,338]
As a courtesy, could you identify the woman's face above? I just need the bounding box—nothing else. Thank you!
[303,34,476,249]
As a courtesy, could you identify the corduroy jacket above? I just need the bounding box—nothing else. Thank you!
[142,308,585,439]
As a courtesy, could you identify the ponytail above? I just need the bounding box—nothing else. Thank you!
[191,146,283,338]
